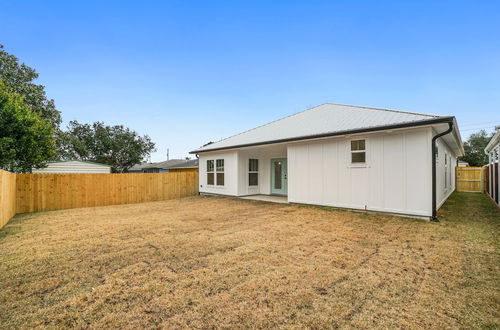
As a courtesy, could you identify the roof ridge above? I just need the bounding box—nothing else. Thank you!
[325,102,442,118]
[193,102,447,152]
[196,103,329,149]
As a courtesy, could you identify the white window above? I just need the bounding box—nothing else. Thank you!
[207,160,214,185]
[248,159,258,186]
[351,139,366,163]
[448,155,452,188]
[216,159,224,186]
[444,153,448,188]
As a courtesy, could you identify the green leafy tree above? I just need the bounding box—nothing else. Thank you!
[58,121,156,172]
[0,81,56,172]
[461,130,493,166]
[0,44,61,129]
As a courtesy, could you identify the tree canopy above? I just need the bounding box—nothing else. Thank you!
[57,121,156,172]
[0,44,61,129]
[0,45,156,172]
[461,130,493,166]
[0,81,56,172]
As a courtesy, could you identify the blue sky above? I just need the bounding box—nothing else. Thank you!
[1,0,499,161]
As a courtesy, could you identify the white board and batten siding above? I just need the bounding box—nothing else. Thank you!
[198,126,458,218]
[193,103,463,219]
[198,151,239,196]
[435,132,457,209]
[32,161,111,174]
[236,145,287,196]
[198,145,287,196]
[288,127,434,217]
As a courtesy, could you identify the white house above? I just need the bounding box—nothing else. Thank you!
[32,160,111,174]
[191,103,464,221]
[484,127,499,206]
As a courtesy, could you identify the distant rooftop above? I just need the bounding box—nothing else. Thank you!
[143,159,197,170]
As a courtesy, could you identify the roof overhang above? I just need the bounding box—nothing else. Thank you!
[190,116,459,154]
[434,117,464,157]
[485,129,500,154]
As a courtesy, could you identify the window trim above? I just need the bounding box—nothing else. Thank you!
[349,138,368,167]
[248,158,259,187]
[444,152,448,189]
[207,160,214,186]
[216,159,224,186]
[448,154,452,189]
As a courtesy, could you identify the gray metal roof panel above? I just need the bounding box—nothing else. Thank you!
[192,103,445,153]
[142,159,198,169]
[168,159,198,168]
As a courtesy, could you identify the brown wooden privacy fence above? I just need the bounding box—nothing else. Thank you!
[456,167,485,193]
[0,170,17,228]
[0,171,198,228]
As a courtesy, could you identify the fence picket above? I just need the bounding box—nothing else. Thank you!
[13,172,198,214]
[456,167,485,192]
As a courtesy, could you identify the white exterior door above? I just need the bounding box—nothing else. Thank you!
[271,158,287,195]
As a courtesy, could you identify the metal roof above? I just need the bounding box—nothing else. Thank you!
[167,159,198,169]
[485,128,500,153]
[142,159,198,170]
[191,103,453,153]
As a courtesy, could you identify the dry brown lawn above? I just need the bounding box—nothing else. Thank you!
[0,192,498,329]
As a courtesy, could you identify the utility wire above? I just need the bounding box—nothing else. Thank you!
[459,120,500,128]
[460,126,497,132]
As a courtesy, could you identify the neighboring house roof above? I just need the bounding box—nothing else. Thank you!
[166,159,199,169]
[135,159,199,171]
[190,103,463,154]
[485,128,500,153]
[128,162,150,172]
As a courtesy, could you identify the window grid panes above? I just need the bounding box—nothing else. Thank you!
[249,159,259,186]
[216,159,224,172]
[249,159,258,172]
[216,173,224,186]
[207,160,214,185]
[351,139,366,163]
[216,159,224,186]
[207,160,214,172]
[207,173,214,185]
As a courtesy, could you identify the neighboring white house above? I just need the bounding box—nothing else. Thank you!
[32,160,111,174]
[191,103,464,221]
[485,127,499,206]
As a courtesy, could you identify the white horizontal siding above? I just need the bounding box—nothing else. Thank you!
[32,161,111,174]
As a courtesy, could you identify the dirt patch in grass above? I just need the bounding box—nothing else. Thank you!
[0,193,498,329]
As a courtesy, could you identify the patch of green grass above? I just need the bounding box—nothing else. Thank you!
[0,224,23,239]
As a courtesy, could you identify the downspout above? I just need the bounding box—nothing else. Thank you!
[195,153,200,195]
[431,121,453,222]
